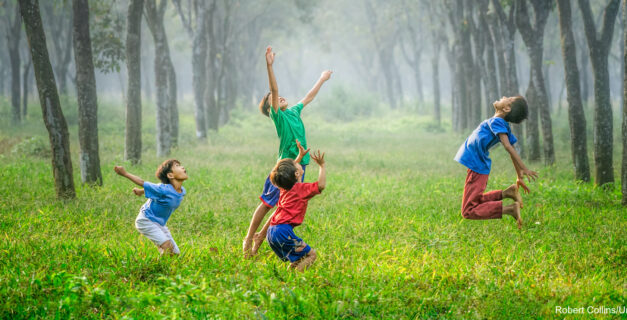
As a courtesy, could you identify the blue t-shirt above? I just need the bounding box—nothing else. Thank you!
[140,182,186,226]
[454,117,517,174]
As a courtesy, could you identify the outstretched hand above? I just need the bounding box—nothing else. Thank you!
[265,46,275,65]
[133,188,144,196]
[295,139,310,158]
[522,169,538,182]
[311,150,325,166]
[114,166,127,176]
[320,70,333,81]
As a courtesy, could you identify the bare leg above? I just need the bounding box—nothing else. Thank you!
[502,202,522,229]
[252,216,273,255]
[243,203,272,257]
[290,250,317,272]
[502,184,523,208]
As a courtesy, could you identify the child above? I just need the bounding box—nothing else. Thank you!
[114,159,188,255]
[265,145,326,271]
[454,96,538,228]
[242,46,332,257]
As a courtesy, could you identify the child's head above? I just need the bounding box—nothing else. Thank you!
[156,159,188,184]
[258,92,289,117]
[270,158,304,190]
[494,95,528,124]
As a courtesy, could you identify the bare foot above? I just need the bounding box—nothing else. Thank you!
[510,202,522,229]
[251,232,265,255]
[242,237,252,258]
[503,184,523,208]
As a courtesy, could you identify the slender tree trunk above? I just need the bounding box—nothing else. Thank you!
[578,0,620,186]
[515,0,555,165]
[166,56,178,147]
[191,0,207,139]
[22,56,32,118]
[525,77,541,161]
[125,0,143,164]
[580,39,590,105]
[145,0,171,157]
[6,4,22,123]
[73,0,102,186]
[19,0,75,199]
[557,0,591,182]
[432,39,441,125]
[622,0,627,204]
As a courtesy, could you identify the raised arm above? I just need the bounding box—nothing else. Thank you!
[299,70,332,107]
[499,134,538,193]
[114,166,145,187]
[265,46,279,113]
[311,150,326,191]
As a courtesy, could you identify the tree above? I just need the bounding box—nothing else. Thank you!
[578,0,620,186]
[21,43,32,118]
[173,0,207,140]
[515,0,555,165]
[125,0,143,164]
[477,0,499,117]
[622,0,627,204]
[556,0,591,182]
[72,0,102,186]
[3,0,22,123]
[145,0,176,156]
[19,0,75,199]
[492,0,525,156]
[399,0,425,106]
[40,0,73,95]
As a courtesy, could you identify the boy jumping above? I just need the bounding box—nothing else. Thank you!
[454,96,538,228]
[265,144,326,271]
[243,46,332,257]
[114,160,188,255]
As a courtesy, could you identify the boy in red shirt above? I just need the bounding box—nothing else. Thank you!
[264,145,326,271]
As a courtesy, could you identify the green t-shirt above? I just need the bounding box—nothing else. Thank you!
[269,102,310,165]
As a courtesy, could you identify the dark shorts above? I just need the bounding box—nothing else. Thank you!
[267,224,311,263]
[259,164,306,208]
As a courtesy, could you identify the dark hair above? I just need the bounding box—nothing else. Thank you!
[270,158,298,190]
[504,95,528,124]
[259,92,271,117]
[156,159,180,184]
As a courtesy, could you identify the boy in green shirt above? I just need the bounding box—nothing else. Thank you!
[243,46,332,257]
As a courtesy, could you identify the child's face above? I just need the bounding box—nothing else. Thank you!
[493,96,515,113]
[269,93,289,110]
[168,163,188,181]
[293,160,304,181]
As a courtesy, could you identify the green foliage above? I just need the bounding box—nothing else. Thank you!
[311,85,382,122]
[89,0,125,74]
[11,136,50,158]
[0,100,625,319]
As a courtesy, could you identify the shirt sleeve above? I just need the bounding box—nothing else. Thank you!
[143,182,164,199]
[301,181,321,200]
[488,118,509,135]
[290,103,304,116]
[269,107,282,130]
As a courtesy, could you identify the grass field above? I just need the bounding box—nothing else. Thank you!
[0,98,625,319]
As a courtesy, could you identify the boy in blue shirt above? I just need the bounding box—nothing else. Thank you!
[115,159,187,255]
[454,96,538,228]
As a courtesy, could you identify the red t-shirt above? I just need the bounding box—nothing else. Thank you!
[270,182,321,226]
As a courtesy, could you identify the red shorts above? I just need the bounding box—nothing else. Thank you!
[461,169,503,220]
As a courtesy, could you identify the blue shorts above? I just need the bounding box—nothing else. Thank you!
[267,224,311,262]
[259,165,306,208]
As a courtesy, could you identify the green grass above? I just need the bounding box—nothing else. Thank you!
[0,98,625,319]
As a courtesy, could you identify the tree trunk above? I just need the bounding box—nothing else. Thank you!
[432,38,441,125]
[515,0,555,165]
[622,0,627,204]
[125,0,143,164]
[579,38,590,105]
[72,0,102,186]
[578,0,620,186]
[22,55,32,118]
[191,0,207,139]
[6,3,22,123]
[19,0,75,199]
[205,1,219,132]
[557,0,591,182]
[166,56,178,147]
[145,0,171,157]
[525,78,541,161]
